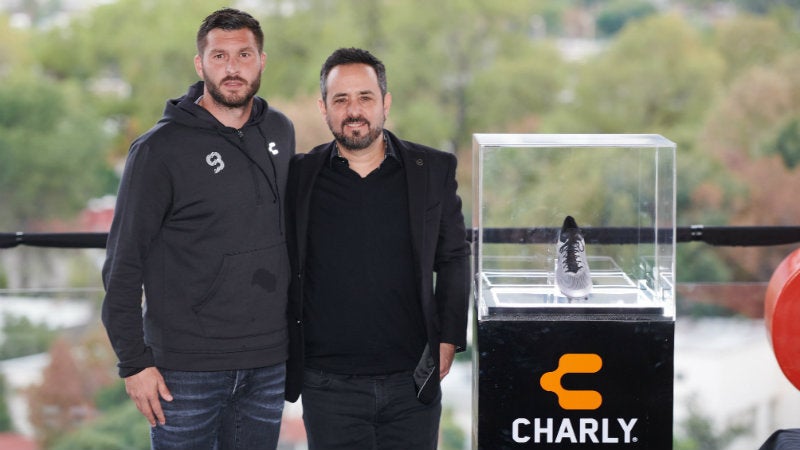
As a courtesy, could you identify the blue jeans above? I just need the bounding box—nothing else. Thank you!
[301,369,442,450]
[151,364,285,450]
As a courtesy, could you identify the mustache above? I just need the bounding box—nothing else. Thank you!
[221,76,247,84]
[343,117,369,126]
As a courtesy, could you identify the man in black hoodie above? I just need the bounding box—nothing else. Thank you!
[101,8,294,450]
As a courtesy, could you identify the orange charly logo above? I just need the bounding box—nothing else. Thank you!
[540,353,603,410]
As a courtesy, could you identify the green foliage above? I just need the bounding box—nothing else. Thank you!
[93,380,129,412]
[48,401,150,450]
[734,0,800,14]
[596,0,657,37]
[674,398,750,450]
[765,115,800,169]
[0,374,12,432]
[553,14,725,135]
[466,41,567,135]
[0,74,114,229]
[0,313,57,359]
[260,0,366,98]
[34,0,224,142]
[713,14,787,80]
[261,0,571,150]
[439,407,466,450]
[0,14,35,73]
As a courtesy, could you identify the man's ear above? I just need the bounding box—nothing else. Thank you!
[194,55,203,79]
[383,92,392,118]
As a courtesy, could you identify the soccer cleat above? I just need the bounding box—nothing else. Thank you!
[556,216,592,299]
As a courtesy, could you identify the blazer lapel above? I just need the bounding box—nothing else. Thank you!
[399,141,427,267]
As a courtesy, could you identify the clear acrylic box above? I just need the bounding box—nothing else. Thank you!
[472,134,676,319]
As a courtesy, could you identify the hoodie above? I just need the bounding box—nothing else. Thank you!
[102,81,295,377]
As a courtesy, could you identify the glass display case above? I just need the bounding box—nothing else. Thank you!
[472,134,676,319]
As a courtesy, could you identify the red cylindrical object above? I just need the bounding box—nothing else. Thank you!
[765,248,800,391]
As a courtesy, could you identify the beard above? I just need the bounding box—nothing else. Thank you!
[327,116,384,151]
[203,72,260,109]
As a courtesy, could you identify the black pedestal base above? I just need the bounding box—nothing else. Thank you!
[474,316,674,449]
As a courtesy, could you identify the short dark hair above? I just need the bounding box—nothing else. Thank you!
[320,47,388,102]
[196,8,264,55]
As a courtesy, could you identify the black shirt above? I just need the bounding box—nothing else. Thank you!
[303,142,426,374]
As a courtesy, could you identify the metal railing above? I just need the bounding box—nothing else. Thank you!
[3,225,800,249]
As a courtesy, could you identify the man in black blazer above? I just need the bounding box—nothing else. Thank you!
[284,47,471,449]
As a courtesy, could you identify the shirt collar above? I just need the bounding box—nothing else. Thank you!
[330,131,402,167]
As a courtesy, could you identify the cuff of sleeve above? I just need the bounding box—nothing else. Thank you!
[118,348,155,378]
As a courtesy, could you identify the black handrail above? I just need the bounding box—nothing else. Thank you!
[3,225,800,249]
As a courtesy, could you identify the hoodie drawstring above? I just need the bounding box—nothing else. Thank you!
[217,127,283,235]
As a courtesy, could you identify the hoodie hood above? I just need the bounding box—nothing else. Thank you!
[159,80,268,132]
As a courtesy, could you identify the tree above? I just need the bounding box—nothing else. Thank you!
[596,0,657,37]
[25,324,127,448]
[549,14,725,135]
[0,14,35,74]
[713,14,787,81]
[0,75,114,230]
[464,38,567,138]
[734,0,800,14]
[49,400,150,450]
[0,374,12,432]
[767,115,800,169]
[0,314,57,359]
[697,52,800,280]
[674,398,749,450]
[27,337,96,448]
[34,0,226,158]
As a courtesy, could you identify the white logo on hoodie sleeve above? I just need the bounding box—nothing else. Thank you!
[206,152,225,174]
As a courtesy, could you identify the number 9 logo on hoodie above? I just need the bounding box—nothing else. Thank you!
[206,152,225,174]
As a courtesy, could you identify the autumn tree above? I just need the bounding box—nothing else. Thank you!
[696,52,800,280]
[27,337,96,447]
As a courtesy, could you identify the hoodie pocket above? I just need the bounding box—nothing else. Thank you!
[193,244,288,339]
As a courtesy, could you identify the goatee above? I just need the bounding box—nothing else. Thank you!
[328,117,384,151]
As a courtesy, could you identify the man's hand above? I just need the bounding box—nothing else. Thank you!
[124,367,173,427]
[439,343,456,380]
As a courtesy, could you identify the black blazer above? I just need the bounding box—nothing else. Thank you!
[284,130,471,403]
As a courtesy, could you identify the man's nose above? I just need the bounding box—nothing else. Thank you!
[346,101,362,116]
[226,59,239,74]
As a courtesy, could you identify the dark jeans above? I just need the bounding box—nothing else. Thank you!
[151,364,285,450]
[301,368,442,450]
